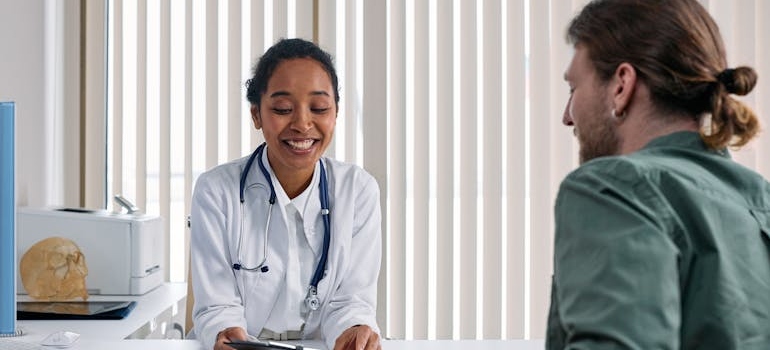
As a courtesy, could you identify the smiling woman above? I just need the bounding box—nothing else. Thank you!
[247,54,338,198]
[188,38,383,350]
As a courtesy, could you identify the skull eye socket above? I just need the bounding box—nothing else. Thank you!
[69,252,84,264]
[48,252,66,268]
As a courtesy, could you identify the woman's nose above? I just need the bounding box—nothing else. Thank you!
[290,109,313,132]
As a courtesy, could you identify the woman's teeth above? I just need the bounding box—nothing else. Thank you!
[286,140,314,150]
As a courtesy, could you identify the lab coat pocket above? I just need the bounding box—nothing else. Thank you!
[237,269,267,307]
[749,209,770,242]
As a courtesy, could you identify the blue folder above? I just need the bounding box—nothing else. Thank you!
[0,102,16,335]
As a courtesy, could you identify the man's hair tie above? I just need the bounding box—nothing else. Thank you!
[716,68,736,93]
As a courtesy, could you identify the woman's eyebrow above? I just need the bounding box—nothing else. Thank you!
[268,91,331,98]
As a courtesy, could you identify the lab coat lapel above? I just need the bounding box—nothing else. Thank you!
[239,151,290,321]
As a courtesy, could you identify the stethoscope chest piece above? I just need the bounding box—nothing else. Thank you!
[305,286,321,311]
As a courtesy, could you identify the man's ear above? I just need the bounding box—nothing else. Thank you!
[612,62,637,116]
[250,105,261,130]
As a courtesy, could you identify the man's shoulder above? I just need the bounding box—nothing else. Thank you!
[566,155,653,185]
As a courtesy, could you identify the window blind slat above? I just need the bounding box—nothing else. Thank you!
[550,2,579,183]
[458,0,478,339]
[273,0,288,42]
[342,0,360,163]
[122,0,139,206]
[146,0,159,216]
[385,0,407,340]
[111,0,124,206]
[160,0,171,282]
[727,2,758,169]
[481,0,503,339]
[504,0,527,339]
[136,0,148,210]
[757,1,770,178]
[249,1,266,150]
[527,0,555,340]
[84,0,107,208]
[316,0,337,157]
[183,0,194,285]
[408,0,431,340]
[205,0,218,170]
[227,0,242,160]
[427,0,438,337]
[361,0,389,339]
[434,0,455,340]
[295,0,314,41]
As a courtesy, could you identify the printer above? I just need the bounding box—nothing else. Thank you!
[16,207,165,295]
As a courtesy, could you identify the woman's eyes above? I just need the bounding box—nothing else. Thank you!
[271,107,331,114]
[273,108,292,114]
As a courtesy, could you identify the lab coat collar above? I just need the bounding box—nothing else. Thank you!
[251,146,321,209]
[244,145,326,255]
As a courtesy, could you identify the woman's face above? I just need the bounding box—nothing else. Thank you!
[251,58,337,181]
[563,44,620,164]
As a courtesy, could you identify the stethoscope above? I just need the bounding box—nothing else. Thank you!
[233,142,331,312]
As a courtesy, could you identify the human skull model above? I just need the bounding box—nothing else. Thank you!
[19,236,89,301]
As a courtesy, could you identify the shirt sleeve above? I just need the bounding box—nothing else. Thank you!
[190,171,247,350]
[550,162,682,350]
[320,173,382,350]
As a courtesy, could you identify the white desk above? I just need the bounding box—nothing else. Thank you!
[16,282,187,341]
[12,284,545,349]
[1,339,546,350]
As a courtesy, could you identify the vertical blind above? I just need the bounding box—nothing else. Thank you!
[93,0,770,340]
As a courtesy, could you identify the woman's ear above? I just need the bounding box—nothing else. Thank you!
[250,105,261,130]
[612,62,637,116]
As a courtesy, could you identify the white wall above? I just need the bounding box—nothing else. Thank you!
[0,0,80,208]
[0,0,48,207]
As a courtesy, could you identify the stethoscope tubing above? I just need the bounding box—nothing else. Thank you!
[235,142,331,310]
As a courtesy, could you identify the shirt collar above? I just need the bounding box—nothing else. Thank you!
[641,131,731,158]
[261,146,320,215]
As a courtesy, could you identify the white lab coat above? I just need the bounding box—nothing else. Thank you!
[188,149,382,350]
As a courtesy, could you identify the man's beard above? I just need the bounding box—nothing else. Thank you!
[577,114,621,164]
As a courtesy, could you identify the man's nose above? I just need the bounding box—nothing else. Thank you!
[562,96,574,126]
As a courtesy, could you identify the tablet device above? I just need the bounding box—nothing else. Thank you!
[16,301,136,320]
[225,339,319,350]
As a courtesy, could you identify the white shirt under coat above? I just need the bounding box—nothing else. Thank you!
[262,159,318,333]
[188,147,382,350]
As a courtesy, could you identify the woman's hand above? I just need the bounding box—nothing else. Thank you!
[333,325,381,350]
[214,326,248,350]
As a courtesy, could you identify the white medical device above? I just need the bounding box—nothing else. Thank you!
[16,207,165,295]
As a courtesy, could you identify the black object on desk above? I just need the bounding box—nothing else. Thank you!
[225,339,319,350]
[16,301,136,320]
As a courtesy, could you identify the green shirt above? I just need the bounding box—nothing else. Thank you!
[546,131,770,349]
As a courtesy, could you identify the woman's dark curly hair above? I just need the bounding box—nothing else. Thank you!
[245,38,340,110]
